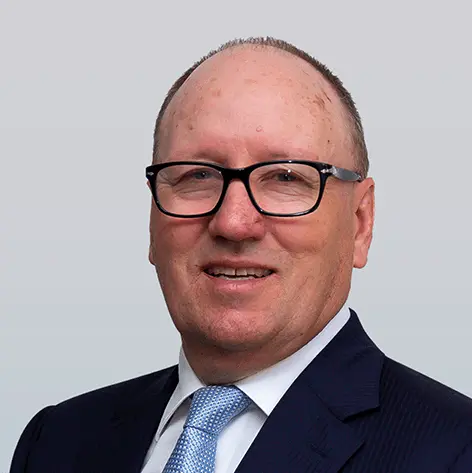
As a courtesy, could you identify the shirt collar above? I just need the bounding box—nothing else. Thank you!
[156,304,350,437]
[155,349,205,439]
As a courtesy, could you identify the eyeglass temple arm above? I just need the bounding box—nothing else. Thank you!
[322,165,363,182]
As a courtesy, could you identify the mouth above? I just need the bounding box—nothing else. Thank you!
[203,266,274,280]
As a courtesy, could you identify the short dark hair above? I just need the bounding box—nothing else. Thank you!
[153,37,369,178]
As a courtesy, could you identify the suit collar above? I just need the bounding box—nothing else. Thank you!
[306,309,384,420]
[236,309,384,473]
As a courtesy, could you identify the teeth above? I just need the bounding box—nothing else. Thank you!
[221,267,236,276]
[254,268,272,277]
[206,267,272,278]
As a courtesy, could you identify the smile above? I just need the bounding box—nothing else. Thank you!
[204,267,273,279]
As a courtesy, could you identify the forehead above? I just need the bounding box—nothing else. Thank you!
[159,47,350,166]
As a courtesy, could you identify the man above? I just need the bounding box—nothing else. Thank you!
[10,37,472,472]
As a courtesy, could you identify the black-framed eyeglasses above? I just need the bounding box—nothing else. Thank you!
[145,160,363,218]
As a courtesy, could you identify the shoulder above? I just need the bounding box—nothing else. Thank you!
[382,357,472,422]
[48,365,177,422]
[341,354,472,470]
[10,366,177,472]
[377,357,472,458]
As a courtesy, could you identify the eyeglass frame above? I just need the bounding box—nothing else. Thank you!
[145,159,363,218]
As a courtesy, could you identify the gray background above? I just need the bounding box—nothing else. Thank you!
[1,0,472,470]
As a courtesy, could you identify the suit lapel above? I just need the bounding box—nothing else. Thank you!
[236,311,384,473]
[235,376,365,473]
[74,367,178,473]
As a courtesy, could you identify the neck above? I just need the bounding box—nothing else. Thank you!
[182,308,338,385]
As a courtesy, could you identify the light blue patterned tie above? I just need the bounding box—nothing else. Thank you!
[162,385,251,473]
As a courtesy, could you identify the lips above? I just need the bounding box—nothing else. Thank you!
[204,267,273,279]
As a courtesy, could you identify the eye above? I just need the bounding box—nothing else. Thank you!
[275,171,298,182]
[177,167,221,184]
[262,169,302,183]
[191,170,213,180]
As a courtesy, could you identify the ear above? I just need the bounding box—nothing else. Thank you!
[149,241,155,266]
[148,181,156,267]
[353,178,375,269]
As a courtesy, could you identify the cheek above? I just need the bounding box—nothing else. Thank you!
[271,216,330,259]
[150,212,206,274]
[271,202,354,270]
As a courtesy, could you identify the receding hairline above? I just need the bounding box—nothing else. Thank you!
[159,44,343,144]
[152,37,369,178]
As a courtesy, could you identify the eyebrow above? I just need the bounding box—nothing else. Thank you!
[266,150,321,162]
[267,151,312,161]
[164,150,227,165]
[167,149,320,165]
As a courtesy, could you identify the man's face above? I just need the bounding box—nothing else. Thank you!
[149,48,374,365]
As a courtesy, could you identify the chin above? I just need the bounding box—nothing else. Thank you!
[185,311,277,353]
[208,333,271,353]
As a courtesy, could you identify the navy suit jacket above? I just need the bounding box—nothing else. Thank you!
[10,311,472,472]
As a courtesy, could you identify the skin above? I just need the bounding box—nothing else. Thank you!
[149,46,375,384]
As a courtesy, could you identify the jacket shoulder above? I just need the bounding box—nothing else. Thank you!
[376,356,472,465]
[9,366,177,473]
[51,365,177,420]
[382,357,472,423]
[343,357,472,471]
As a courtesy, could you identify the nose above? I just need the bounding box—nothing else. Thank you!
[207,180,266,243]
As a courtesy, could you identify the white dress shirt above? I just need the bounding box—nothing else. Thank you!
[141,305,351,473]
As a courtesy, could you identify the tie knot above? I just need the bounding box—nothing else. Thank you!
[185,385,251,436]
